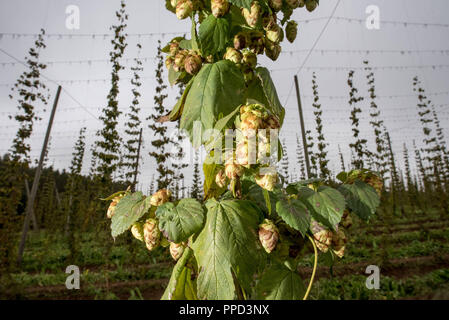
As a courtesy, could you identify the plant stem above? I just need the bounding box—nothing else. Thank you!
[303,234,318,300]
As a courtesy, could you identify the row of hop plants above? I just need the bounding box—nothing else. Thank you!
[102,0,383,300]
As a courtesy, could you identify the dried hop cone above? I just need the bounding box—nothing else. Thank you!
[169,242,185,261]
[311,220,333,253]
[234,32,248,50]
[259,219,279,253]
[286,0,300,9]
[242,1,261,28]
[176,0,194,20]
[173,50,188,72]
[268,0,283,12]
[365,175,383,197]
[240,113,263,137]
[107,194,124,219]
[242,50,257,69]
[184,52,202,75]
[265,40,281,61]
[143,218,161,251]
[150,189,172,207]
[286,20,298,43]
[255,172,277,191]
[265,114,281,130]
[224,47,243,64]
[211,0,230,18]
[332,229,347,258]
[225,163,244,180]
[215,169,228,188]
[305,0,318,12]
[131,222,144,242]
[170,41,180,56]
[165,56,174,70]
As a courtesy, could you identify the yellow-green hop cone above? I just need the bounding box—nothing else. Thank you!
[169,242,185,261]
[255,172,277,191]
[176,0,193,20]
[242,1,261,28]
[170,41,180,56]
[225,163,244,180]
[259,219,279,253]
[305,0,318,12]
[211,0,230,18]
[131,223,144,242]
[223,47,243,64]
[184,53,202,75]
[242,50,257,69]
[268,0,283,12]
[107,194,124,219]
[150,189,172,207]
[298,0,305,7]
[165,56,174,70]
[171,0,178,8]
[173,50,188,72]
[286,20,298,43]
[215,169,228,188]
[143,218,161,251]
[266,24,283,43]
[311,220,333,253]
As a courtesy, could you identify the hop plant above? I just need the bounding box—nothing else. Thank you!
[107,194,124,219]
[242,1,261,28]
[170,242,185,261]
[131,222,144,241]
[259,219,279,253]
[174,50,188,72]
[255,171,277,191]
[143,218,161,251]
[215,169,228,188]
[150,189,172,207]
[286,21,298,43]
[266,24,283,43]
[184,52,203,75]
[233,32,248,50]
[223,47,243,64]
[211,0,230,18]
[176,0,194,19]
[268,0,283,12]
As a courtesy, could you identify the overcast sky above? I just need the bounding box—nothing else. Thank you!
[1,0,449,192]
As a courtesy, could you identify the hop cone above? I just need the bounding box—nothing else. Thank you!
[143,218,161,251]
[265,40,281,61]
[170,41,180,56]
[242,1,261,28]
[211,0,230,18]
[174,50,188,72]
[107,194,124,219]
[266,24,283,43]
[131,223,144,242]
[259,219,279,253]
[234,32,248,50]
[268,0,283,12]
[170,242,185,261]
[242,50,257,69]
[215,169,228,188]
[311,220,333,253]
[150,189,172,207]
[286,20,298,43]
[286,0,300,9]
[224,47,243,64]
[305,0,318,12]
[225,163,244,180]
[184,52,202,75]
[176,0,193,20]
[255,172,277,191]
[332,229,347,258]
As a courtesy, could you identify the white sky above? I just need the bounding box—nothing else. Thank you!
[0,0,449,192]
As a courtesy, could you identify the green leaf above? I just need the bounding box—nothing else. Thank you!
[161,248,198,300]
[255,261,306,300]
[100,190,127,201]
[228,0,253,10]
[198,15,230,56]
[255,67,285,125]
[180,60,245,145]
[276,197,311,237]
[302,186,346,230]
[286,179,323,195]
[168,66,183,86]
[246,77,270,107]
[168,78,193,121]
[247,183,278,215]
[111,192,151,238]
[193,199,265,300]
[336,171,348,183]
[338,180,380,220]
[156,199,205,243]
